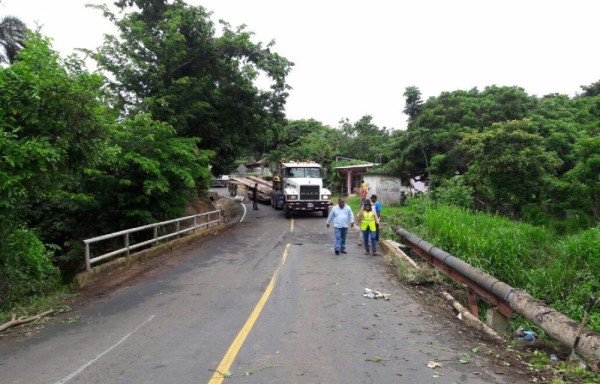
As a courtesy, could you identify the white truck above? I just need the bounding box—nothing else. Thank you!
[271,161,332,218]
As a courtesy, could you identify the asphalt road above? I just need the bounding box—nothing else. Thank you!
[0,194,527,384]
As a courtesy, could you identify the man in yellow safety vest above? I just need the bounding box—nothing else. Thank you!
[357,200,380,256]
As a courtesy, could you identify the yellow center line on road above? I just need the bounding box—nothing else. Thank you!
[208,243,291,384]
[281,242,290,265]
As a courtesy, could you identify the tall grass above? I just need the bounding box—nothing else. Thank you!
[551,227,600,332]
[422,204,551,288]
[388,197,600,332]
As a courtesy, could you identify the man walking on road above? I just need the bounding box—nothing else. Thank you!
[251,183,259,210]
[326,198,354,255]
[370,194,382,241]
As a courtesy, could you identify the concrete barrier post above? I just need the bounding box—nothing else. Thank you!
[486,307,510,333]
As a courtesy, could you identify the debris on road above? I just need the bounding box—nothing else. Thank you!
[0,310,54,333]
[363,288,390,300]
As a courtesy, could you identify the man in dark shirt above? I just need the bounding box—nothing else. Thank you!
[251,183,259,210]
[370,194,382,241]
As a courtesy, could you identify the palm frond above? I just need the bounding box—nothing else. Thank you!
[0,15,27,64]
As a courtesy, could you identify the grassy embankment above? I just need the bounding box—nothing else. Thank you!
[345,195,599,335]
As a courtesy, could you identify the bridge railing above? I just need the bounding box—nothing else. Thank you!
[83,210,223,271]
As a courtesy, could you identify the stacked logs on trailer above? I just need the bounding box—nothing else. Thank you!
[228,175,273,202]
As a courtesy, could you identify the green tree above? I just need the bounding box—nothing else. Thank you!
[566,135,600,221]
[388,86,538,184]
[580,79,600,98]
[478,85,536,124]
[383,129,425,182]
[0,33,115,275]
[529,94,581,174]
[403,86,423,121]
[339,115,390,166]
[85,114,212,231]
[460,120,562,216]
[0,34,107,223]
[277,119,328,149]
[0,15,27,64]
[2,32,214,279]
[268,119,342,166]
[91,0,293,176]
[0,35,82,299]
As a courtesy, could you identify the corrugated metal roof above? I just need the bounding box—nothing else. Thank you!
[333,163,375,170]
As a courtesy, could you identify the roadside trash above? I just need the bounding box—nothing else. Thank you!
[515,327,537,343]
[364,288,390,300]
[427,360,442,369]
[522,331,536,342]
[550,354,558,361]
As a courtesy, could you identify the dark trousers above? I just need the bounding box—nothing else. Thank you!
[253,198,258,209]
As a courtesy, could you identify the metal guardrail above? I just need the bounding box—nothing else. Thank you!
[395,226,513,318]
[83,210,223,271]
[395,226,600,362]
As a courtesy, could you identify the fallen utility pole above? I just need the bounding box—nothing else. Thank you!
[395,226,600,362]
[441,291,503,343]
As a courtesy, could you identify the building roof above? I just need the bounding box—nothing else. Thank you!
[333,163,375,170]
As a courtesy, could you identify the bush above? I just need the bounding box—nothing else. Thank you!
[0,226,59,308]
[431,177,474,209]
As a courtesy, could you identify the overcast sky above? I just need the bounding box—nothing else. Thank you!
[2,0,599,130]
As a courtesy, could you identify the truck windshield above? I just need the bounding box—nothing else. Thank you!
[286,167,322,178]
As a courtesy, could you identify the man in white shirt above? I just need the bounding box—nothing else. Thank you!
[326,198,355,255]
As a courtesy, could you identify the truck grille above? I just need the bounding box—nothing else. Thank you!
[300,185,320,200]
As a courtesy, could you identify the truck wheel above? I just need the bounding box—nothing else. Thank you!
[322,209,328,217]
[284,206,291,219]
[274,191,283,210]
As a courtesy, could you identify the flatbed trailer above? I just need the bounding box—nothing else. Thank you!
[228,175,272,202]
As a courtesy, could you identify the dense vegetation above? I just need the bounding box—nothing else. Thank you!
[0,0,290,309]
[1,0,598,333]
[266,86,600,234]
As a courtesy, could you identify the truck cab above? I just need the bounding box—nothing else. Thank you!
[272,161,332,218]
